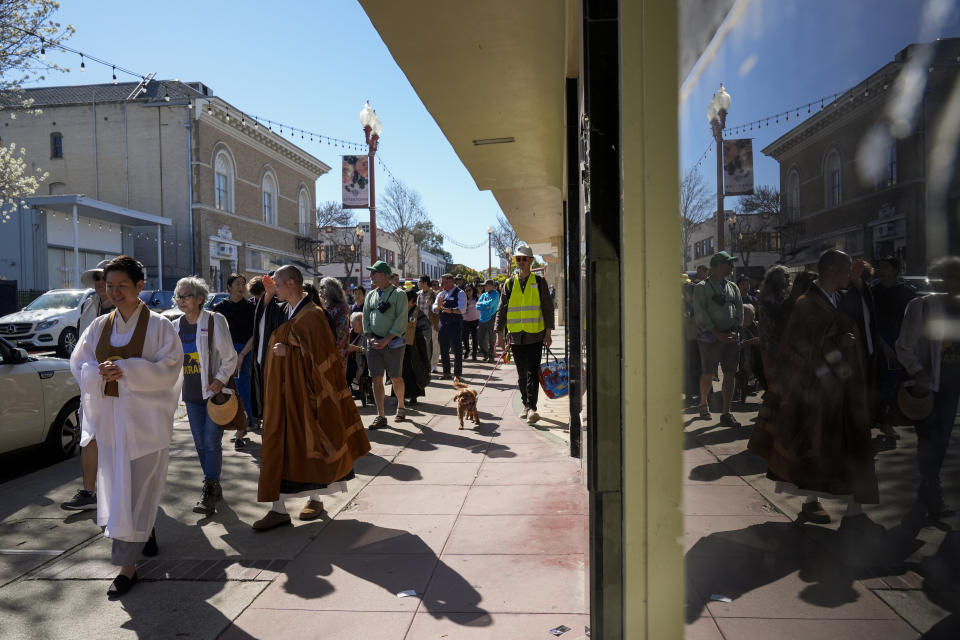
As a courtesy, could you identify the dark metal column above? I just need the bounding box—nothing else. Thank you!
[582,0,623,637]
[565,77,582,461]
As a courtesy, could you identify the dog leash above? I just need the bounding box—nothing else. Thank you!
[476,350,506,397]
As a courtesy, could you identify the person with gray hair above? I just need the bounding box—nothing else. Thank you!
[172,276,238,516]
[896,255,960,520]
[319,276,351,371]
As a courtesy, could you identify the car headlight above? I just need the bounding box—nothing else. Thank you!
[36,319,60,330]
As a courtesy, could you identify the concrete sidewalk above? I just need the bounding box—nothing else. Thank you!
[684,397,960,639]
[0,348,588,640]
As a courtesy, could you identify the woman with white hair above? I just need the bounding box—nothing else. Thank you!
[319,276,351,372]
[172,276,237,516]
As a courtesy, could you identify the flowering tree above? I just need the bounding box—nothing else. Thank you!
[0,0,74,214]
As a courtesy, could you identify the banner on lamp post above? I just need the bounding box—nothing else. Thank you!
[722,139,754,196]
[342,155,370,208]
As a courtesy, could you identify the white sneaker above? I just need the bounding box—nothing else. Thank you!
[520,406,530,420]
[527,411,540,424]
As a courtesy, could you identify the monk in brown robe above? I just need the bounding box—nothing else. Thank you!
[253,265,370,531]
[748,250,878,526]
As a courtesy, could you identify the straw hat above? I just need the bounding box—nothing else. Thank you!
[897,383,934,421]
[206,390,238,426]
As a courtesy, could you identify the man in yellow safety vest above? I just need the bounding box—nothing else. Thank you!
[495,243,555,424]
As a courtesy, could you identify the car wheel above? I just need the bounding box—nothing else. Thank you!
[45,397,81,461]
[56,327,78,358]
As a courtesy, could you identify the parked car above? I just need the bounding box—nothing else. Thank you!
[161,292,229,322]
[0,288,93,357]
[0,336,81,460]
[139,290,176,311]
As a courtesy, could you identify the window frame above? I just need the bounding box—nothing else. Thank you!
[261,171,278,226]
[213,150,235,212]
[50,132,63,159]
[823,149,842,208]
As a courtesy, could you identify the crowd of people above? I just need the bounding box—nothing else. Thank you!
[59,242,556,599]
[685,249,960,528]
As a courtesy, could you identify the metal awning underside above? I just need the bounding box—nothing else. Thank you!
[25,194,173,227]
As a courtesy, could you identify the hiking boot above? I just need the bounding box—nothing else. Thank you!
[370,415,388,430]
[720,413,742,428]
[527,410,541,424]
[192,480,221,515]
[61,489,97,511]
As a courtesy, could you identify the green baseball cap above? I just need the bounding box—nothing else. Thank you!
[709,251,738,267]
[367,260,392,275]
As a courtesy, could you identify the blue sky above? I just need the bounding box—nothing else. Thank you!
[32,0,501,269]
[681,0,960,198]
[29,1,960,267]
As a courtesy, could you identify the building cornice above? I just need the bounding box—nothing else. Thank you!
[195,100,332,179]
[192,203,300,237]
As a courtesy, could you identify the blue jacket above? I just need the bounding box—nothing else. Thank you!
[476,290,500,323]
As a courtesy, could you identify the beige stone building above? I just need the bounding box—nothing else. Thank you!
[0,80,329,291]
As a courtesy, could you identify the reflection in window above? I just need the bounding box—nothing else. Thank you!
[787,169,800,219]
[824,149,841,208]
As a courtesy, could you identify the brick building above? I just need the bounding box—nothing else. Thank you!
[763,38,960,273]
[0,80,329,291]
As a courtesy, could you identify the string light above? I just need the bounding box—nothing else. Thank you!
[39,38,45,59]
[80,54,85,72]
[112,66,117,84]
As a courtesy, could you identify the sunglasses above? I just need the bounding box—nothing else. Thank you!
[515,256,532,262]
[173,293,196,301]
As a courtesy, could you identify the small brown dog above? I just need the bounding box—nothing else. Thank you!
[452,377,480,429]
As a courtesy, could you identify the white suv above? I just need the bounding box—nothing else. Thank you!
[0,336,80,459]
[0,288,93,357]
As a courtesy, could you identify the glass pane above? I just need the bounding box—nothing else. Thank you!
[681,3,960,637]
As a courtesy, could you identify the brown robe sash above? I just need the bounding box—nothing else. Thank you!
[95,302,150,397]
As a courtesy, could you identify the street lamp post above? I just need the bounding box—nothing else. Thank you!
[359,102,383,265]
[707,84,731,252]
[354,226,365,286]
[487,226,493,277]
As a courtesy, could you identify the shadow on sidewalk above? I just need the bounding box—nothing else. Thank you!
[281,519,491,626]
[685,508,956,625]
[688,451,766,482]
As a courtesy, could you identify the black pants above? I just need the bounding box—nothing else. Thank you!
[511,341,543,411]
[462,320,479,358]
[438,322,463,377]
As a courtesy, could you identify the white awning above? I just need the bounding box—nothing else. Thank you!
[25,194,173,288]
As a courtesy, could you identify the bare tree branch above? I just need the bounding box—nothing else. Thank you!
[491,213,519,263]
[380,180,427,277]
[680,167,713,270]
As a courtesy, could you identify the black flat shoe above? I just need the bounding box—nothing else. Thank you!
[107,571,138,598]
[142,528,158,557]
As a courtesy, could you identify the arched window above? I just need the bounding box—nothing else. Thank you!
[261,171,277,225]
[824,149,842,208]
[214,149,235,212]
[50,132,63,159]
[298,188,311,234]
[48,181,66,195]
[787,169,800,220]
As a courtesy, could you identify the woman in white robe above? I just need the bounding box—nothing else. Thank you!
[70,256,183,597]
